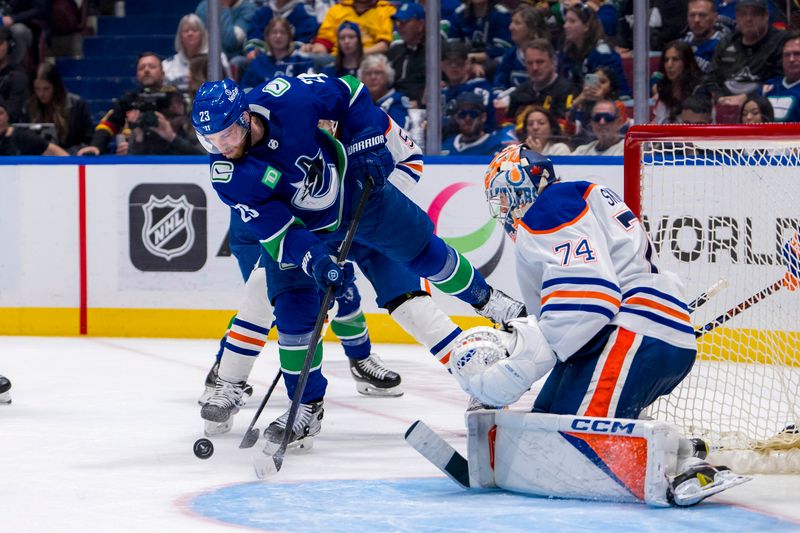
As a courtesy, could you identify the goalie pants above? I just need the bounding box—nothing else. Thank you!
[532,325,696,419]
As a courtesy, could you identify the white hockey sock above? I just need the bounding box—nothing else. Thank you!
[390,295,462,366]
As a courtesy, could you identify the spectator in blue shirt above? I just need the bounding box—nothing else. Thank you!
[447,0,513,68]
[441,91,510,156]
[358,53,412,130]
[442,40,496,136]
[559,2,630,97]
[321,21,364,78]
[195,0,258,60]
[240,17,315,90]
[682,0,729,73]
[493,4,549,93]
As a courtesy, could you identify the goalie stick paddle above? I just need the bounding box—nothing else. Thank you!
[404,420,470,489]
[239,368,282,449]
[254,178,374,479]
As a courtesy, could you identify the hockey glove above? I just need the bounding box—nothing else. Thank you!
[301,243,355,298]
[346,127,394,190]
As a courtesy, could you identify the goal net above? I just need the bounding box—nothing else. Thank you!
[624,124,800,474]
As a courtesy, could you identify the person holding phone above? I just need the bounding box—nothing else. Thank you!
[566,66,623,145]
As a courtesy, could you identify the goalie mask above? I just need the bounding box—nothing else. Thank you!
[191,79,251,158]
[449,326,511,392]
[484,144,557,240]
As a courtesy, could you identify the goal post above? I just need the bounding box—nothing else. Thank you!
[624,124,800,473]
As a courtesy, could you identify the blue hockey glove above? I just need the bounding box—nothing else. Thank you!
[346,127,394,189]
[301,243,355,297]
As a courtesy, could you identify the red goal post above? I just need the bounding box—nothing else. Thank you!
[623,124,800,474]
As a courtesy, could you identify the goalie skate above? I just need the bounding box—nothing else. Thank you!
[668,459,752,507]
[0,374,11,404]
[201,377,247,436]
[262,400,324,453]
[474,288,525,325]
[349,354,403,397]
[197,360,253,406]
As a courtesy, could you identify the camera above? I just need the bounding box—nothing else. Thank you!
[128,90,168,129]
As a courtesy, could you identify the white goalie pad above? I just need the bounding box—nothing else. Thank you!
[467,411,682,507]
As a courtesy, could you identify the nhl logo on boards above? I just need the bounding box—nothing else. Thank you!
[129,184,207,272]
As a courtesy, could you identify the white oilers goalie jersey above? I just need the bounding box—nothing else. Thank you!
[514,181,696,360]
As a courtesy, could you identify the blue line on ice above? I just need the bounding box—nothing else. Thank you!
[190,477,799,532]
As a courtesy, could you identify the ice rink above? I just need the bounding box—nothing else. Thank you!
[1,336,799,532]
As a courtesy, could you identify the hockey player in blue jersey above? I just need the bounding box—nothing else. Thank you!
[191,74,522,452]
[448,144,750,506]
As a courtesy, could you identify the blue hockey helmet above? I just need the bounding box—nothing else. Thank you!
[191,79,250,155]
[483,144,557,239]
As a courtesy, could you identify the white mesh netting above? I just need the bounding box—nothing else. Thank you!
[636,138,800,473]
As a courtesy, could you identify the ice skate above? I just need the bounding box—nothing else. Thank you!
[349,353,403,397]
[0,374,11,404]
[197,360,253,406]
[201,377,248,436]
[262,400,324,453]
[474,288,525,325]
[668,457,752,506]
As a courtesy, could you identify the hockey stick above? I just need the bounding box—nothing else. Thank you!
[239,368,282,449]
[255,178,374,478]
[404,420,470,489]
[688,278,728,313]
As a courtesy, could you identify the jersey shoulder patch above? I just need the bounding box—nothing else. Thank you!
[522,181,594,233]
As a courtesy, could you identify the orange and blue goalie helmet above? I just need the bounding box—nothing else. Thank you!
[483,144,557,239]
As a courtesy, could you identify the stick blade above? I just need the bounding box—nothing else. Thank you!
[239,428,260,449]
[405,420,470,489]
[253,449,283,479]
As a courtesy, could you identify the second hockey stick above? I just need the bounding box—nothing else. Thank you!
[405,420,470,488]
[255,178,374,478]
[239,368,282,449]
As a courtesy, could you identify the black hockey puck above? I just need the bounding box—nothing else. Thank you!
[193,438,214,459]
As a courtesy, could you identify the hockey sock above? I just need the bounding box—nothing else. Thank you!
[213,314,238,363]
[331,280,371,360]
[278,330,328,402]
[218,317,269,382]
[409,237,491,306]
[390,295,462,368]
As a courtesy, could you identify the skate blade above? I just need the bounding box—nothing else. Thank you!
[204,418,233,436]
[261,436,315,456]
[672,472,753,506]
[0,392,11,404]
[253,451,280,479]
[355,382,404,397]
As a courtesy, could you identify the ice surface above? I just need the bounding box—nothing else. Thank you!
[1,337,798,532]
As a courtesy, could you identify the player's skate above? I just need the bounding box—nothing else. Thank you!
[262,400,324,453]
[0,374,11,404]
[474,288,525,325]
[349,354,403,397]
[668,457,752,506]
[197,360,253,406]
[201,377,248,436]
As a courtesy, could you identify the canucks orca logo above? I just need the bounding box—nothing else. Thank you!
[291,149,339,211]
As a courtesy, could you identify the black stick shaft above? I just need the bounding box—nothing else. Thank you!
[271,178,374,471]
[238,368,281,448]
[695,279,784,338]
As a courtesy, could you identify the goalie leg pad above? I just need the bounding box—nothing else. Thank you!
[490,412,681,506]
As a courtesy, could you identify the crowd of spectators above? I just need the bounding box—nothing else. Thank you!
[2,0,800,157]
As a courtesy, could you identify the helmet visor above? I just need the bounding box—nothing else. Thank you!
[195,115,249,155]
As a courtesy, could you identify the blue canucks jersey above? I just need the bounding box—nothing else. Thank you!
[208,74,385,267]
[763,76,800,123]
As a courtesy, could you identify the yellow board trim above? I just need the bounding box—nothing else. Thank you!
[0,308,494,343]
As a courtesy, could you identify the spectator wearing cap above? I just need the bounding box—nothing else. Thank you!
[0,26,28,122]
[387,2,429,104]
[244,0,319,58]
[559,2,630,98]
[195,0,258,60]
[716,0,784,32]
[762,32,800,122]
[0,98,68,156]
[446,0,513,71]
[441,40,496,137]
[441,91,513,156]
[504,39,576,123]
[320,21,364,78]
[681,0,729,74]
[304,0,395,56]
[358,54,412,130]
[707,0,786,103]
[571,99,624,155]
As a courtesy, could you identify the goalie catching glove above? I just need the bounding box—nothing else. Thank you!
[301,242,355,298]
[450,317,556,407]
[346,127,394,190]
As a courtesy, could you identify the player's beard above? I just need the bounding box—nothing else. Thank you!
[226,129,252,160]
